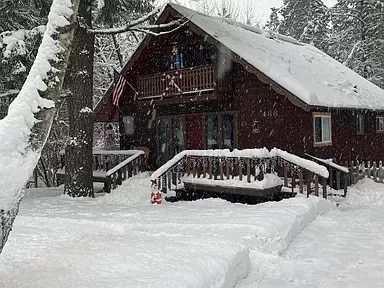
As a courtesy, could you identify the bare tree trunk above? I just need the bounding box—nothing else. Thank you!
[64,0,95,197]
[1,0,80,254]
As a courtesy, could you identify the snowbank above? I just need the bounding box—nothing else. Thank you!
[341,178,384,207]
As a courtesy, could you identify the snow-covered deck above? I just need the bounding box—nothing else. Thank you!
[151,148,330,200]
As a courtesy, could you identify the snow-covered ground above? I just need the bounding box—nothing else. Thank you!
[0,173,383,288]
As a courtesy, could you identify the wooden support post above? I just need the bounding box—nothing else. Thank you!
[343,173,348,197]
[322,177,327,199]
[220,158,224,180]
[291,170,295,194]
[283,163,288,187]
[314,174,319,197]
[187,157,191,176]
[192,158,197,178]
[168,171,172,190]
[161,175,167,194]
[306,172,312,198]
[105,177,111,193]
[226,159,230,180]
[197,158,201,179]
[246,158,251,183]
[208,157,213,179]
[329,166,333,189]
[372,161,377,182]
[112,173,117,189]
[379,161,384,183]
[336,170,340,190]
[238,158,243,181]
[122,166,127,180]
[203,158,207,178]
[117,169,122,185]
[299,168,303,194]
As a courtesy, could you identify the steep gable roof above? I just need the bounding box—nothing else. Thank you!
[167,3,384,110]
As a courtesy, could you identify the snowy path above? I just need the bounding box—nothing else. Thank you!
[236,179,384,287]
[0,173,333,288]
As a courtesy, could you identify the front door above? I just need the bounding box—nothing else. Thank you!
[186,115,204,150]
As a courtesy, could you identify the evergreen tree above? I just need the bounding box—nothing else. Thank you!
[276,0,330,51]
[265,7,280,31]
[328,0,384,88]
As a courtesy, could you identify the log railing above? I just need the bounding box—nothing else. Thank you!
[305,154,350,197]
[150,149,329,199]
[137,65,215,99]
[92,149,145,192]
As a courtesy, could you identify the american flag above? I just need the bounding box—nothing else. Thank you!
[112,69,127,106]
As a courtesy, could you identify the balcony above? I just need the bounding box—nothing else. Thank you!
[137,65,216,101]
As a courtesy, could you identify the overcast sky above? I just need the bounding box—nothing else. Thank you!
[160,0,338,25]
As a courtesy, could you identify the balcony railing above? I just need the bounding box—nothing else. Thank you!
[137,65,215,100]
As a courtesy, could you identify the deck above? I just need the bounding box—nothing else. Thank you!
[150,148,331,202]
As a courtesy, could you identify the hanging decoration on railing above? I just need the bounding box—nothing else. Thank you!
[162,46,184,97]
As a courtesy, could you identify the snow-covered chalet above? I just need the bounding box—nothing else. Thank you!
[95,3,384,169]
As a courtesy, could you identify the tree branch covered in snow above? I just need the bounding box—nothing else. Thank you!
[0,0,79,254]
[90,19,186,35]
[88,5,166,35]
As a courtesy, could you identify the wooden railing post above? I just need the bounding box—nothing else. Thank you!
[117,169,122,185]
[322,177,327,199]
[220,157,224,180]
[208,157,213,179]
[379,161,384,183]
[336,170,340,190]
[343,173,348,197]
[314,174,319,197]
[299,168,303,194]
[202,157,207,178]
[192,158,197,178]
[226,158,230,180]
[238,158,243,181]
[306,171,312,198]
[283,162,288,187]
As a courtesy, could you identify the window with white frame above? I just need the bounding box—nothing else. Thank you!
[356,113,364,134]
[313,113,332,145]
[376,116,384,132]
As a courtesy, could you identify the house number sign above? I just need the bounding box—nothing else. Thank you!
[262,109,278,117]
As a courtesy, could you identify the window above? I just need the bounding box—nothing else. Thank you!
[122,116,135,135]
[376,116,384,132]
[356,113,364,135]
[205,113,236,150]
[223,114,235,150]
[313,113,332,145]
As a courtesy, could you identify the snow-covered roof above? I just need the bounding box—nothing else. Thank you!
[168,4,384,110]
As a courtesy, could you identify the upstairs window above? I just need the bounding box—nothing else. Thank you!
[376,116,384,132]
[313,113,332,146]
[356,113,364,135]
